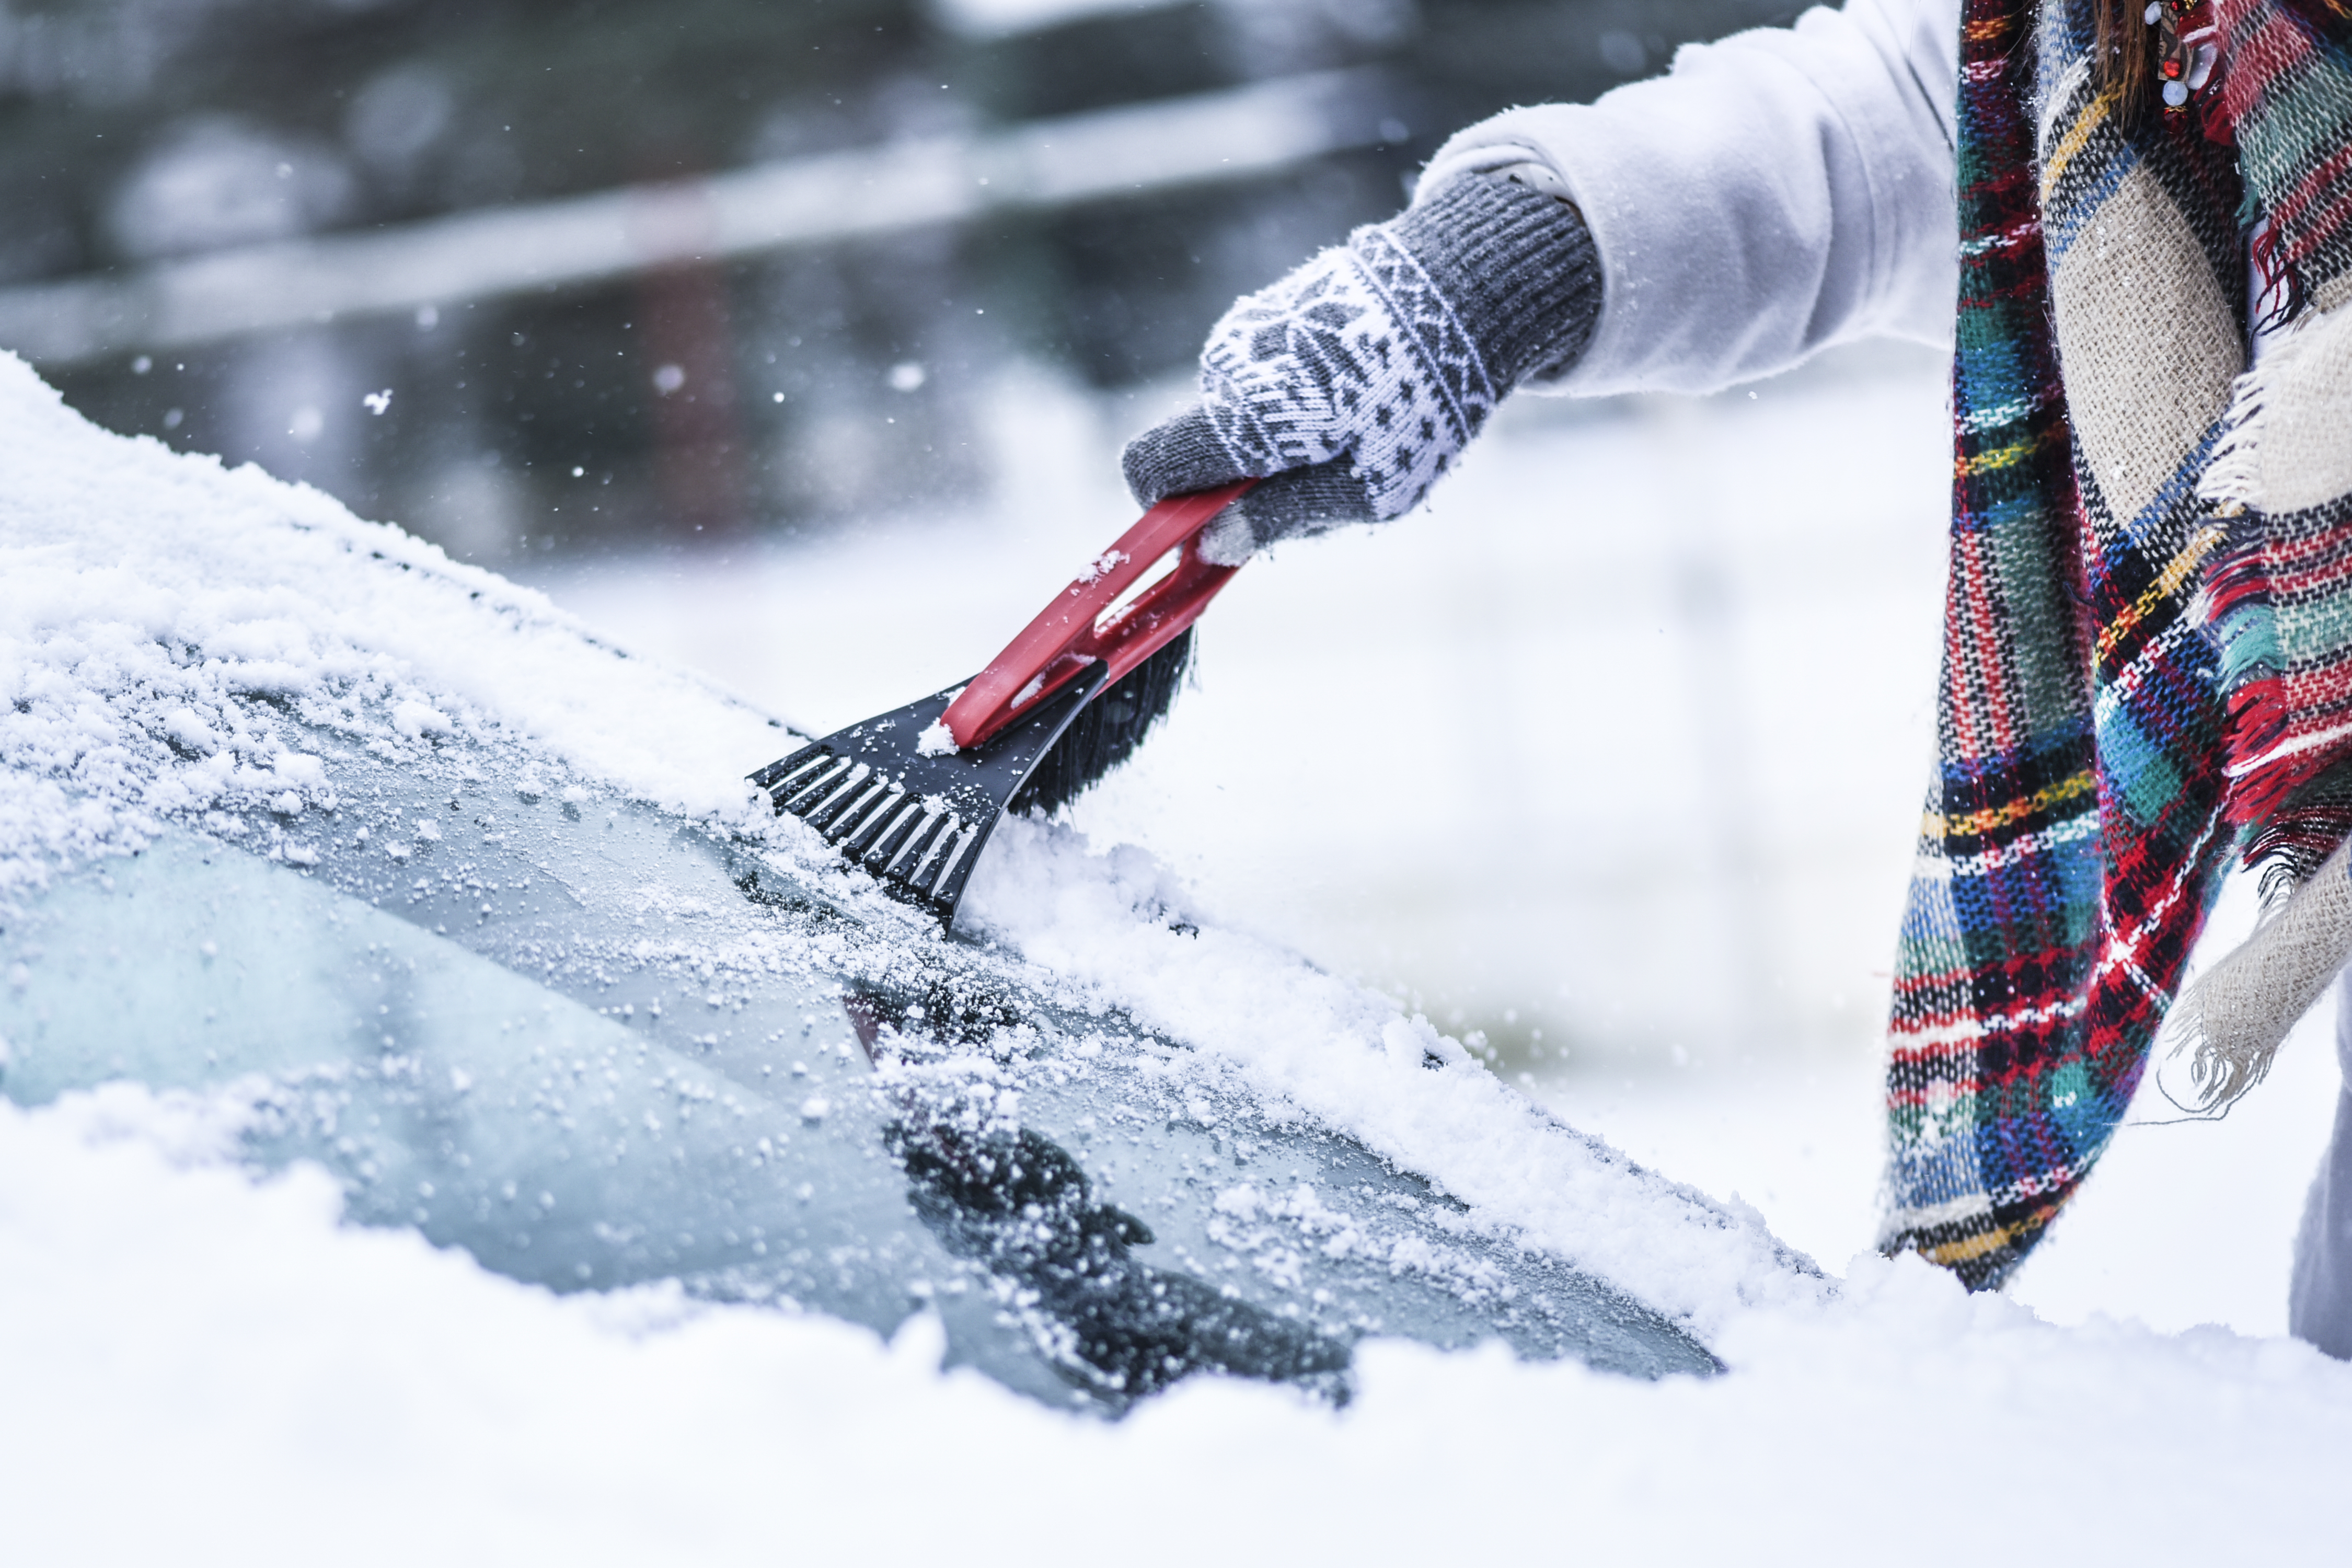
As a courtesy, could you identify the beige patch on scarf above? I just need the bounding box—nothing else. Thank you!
[2050,164,2242,520]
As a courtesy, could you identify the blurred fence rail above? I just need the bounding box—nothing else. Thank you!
[0,67,1398,369]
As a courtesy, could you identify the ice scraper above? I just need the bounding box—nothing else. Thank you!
[750,480,1254,925]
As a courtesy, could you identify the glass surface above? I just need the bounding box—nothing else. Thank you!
[1,721,1720,1408]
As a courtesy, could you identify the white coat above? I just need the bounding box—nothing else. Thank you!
[1421,0,1963,398]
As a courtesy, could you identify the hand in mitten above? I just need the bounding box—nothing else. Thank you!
[1122,168,1601,563]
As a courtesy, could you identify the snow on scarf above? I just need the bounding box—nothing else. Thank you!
[1881,0,2352,1288]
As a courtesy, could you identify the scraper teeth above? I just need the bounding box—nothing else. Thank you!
[800,764,873,827]
[834,783,906,851]
[778,755,852,813]
[880,802,946,875]
[821,776,892,840]
[857,795,924,863]
[749,683,1031,917]
[905,812,963,892]
[927,823,981,894]
[757,749,834,797]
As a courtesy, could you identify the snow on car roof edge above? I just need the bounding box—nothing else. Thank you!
[0,350,790,896]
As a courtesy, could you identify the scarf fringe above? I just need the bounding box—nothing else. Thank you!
[2173,306,2352,1104]
[2197,359,2271,515]
[2161,833,2352,1112]
[2249,801,2352,898]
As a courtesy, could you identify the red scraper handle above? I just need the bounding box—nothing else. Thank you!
[942,479,1258,751]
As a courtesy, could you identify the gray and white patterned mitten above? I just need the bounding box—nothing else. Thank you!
[1123,170,1601,562]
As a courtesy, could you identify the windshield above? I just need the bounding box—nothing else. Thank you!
[1,720,1721,1409]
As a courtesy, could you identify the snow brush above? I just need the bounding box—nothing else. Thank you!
[750,480,1255,925]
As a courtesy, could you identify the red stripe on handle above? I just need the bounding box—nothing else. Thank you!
[942,479,1256,751]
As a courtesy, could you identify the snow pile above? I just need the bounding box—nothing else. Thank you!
[8,1084,2352,1566]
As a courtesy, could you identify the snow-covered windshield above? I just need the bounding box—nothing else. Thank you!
[0,731,1723,1404]
[0,351,1818,1410]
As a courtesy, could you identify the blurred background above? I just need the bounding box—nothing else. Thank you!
[4,0,2335,1328]
[0,0,1802,544]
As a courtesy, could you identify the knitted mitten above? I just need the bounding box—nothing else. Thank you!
[1122,170,1601,562]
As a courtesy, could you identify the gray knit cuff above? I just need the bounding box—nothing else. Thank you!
[1388,171,1601,390]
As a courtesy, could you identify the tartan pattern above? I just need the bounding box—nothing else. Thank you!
[2205,493,2352,852]
[2199,4,2352,864]
[2215,0,2352,305]
[1880,0,2260,1287]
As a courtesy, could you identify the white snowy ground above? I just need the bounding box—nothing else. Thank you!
[8,344,2352,1564]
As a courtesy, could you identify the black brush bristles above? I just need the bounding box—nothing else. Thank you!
[1010,628,1194,819]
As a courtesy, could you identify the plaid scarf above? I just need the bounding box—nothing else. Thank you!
[1881,0,2352,1288]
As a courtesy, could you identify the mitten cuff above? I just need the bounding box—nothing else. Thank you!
[1386,172,1602,390]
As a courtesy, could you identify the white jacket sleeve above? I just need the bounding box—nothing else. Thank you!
[1421,0,1960,397]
